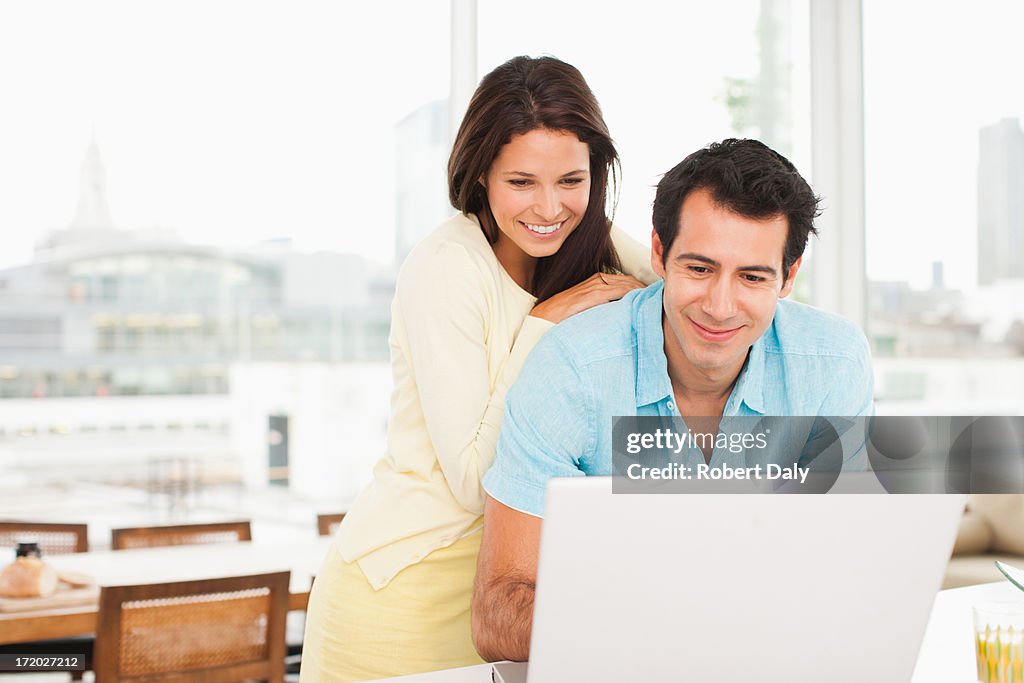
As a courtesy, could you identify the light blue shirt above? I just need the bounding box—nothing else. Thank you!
[482,281,875,517]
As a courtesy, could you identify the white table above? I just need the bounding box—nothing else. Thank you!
[367,664,494,682]
[0,537,332,645]
[366,581,1022,682]
[912,580,1020,682]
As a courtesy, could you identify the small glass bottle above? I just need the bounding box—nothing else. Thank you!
[0,538,57,597]
[15,541,42,559]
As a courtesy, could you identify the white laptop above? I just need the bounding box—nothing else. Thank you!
[493,476,964,683]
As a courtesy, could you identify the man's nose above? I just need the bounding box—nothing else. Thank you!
[700,276,738,321]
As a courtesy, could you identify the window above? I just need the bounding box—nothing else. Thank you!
[479,1,813,301]
[863,1,1024,412]
[0,2,449,512]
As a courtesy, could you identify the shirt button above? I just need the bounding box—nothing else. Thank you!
[667,402,676,412]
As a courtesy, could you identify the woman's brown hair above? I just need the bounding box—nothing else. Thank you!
[448,56,622,303]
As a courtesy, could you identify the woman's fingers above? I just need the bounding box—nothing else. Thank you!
[591,273,645,300]
[531,273,648,323]
[600,273,646,289]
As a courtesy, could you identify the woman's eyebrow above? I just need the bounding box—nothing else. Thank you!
[500,169,588,177]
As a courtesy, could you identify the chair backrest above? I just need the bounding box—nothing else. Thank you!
[94,571,289,683]
[316,513,346,537]
[111,521,252,550]
[0,521,89,555]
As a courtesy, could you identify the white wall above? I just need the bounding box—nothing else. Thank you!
[875,357,1024,415]
[229,361,391,503]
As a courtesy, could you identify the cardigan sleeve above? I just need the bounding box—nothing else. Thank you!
[395,240,553,514]
[610,225,660,285]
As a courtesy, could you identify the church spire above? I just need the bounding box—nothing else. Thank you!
[69,131,114,230]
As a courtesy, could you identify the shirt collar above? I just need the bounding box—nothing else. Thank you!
[634,281,673,408]
[632,281,768,415]
[726,334,766,415]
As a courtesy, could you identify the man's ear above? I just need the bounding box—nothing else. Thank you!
[779,256,803,298]
[651,228,666,279]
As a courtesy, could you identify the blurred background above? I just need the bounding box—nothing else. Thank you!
[0,0,1021,544]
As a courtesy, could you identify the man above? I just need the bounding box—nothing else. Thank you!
[471,139,874,662]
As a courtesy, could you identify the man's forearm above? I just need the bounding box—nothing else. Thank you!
[471,573,536,662]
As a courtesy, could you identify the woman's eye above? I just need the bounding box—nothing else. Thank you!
[561,177,584,185]
[508,179,530,187]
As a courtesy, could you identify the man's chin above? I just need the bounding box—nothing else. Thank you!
[684,354,730,373]
[682,343,743,373]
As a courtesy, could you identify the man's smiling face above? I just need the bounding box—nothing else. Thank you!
[652,187,801,380]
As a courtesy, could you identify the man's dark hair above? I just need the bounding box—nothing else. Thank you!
[652,138,820,283]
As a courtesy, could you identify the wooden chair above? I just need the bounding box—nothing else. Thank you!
[0,521,92,679]
[111,520,252,550]
[94,571,290,683]
[0,521,88,555]
[316,513,346,537]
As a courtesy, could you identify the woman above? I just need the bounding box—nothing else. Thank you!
[301,55,657,682]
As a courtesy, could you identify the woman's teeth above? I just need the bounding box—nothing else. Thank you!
[524,221,563,235]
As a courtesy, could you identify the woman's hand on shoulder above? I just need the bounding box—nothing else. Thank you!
[529,273,645,324]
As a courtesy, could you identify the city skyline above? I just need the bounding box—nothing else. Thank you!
[14,113,1022,294]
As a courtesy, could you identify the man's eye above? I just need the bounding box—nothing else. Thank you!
[688,266,709,274]
[742,274,766,283]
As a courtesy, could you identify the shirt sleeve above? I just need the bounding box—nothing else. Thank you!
[397,240,554,515]
[482,332,591,518]
[822,330,875,469]
[609,225,660,285]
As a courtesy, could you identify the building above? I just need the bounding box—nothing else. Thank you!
[394,99,453,265]
[0,139,398,501]
[977,118,1024,286]
[0,140,396,399]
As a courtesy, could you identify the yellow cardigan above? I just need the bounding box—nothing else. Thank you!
[336,212,657,589]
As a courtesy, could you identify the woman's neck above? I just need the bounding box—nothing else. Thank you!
[490,230,535,291]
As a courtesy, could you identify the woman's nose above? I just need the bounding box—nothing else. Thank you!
[534,186,562,222]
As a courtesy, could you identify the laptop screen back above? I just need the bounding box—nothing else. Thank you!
[527,477,964,683]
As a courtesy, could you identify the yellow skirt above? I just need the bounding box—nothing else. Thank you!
[300,529,485,682]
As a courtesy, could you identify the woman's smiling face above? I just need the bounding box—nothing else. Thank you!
[484,128,591,286]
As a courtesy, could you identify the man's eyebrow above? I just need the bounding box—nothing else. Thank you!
[675,252,719,267]
[675,252,778,276]
[738,265,779,276]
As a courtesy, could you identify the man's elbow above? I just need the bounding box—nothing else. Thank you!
[470,585,529,662]
[471,590,502,662]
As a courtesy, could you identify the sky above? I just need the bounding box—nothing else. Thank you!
[1,1,1022,294]
[0,1,451,265]
[862,0,1024,290]
[0,0,761,270]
